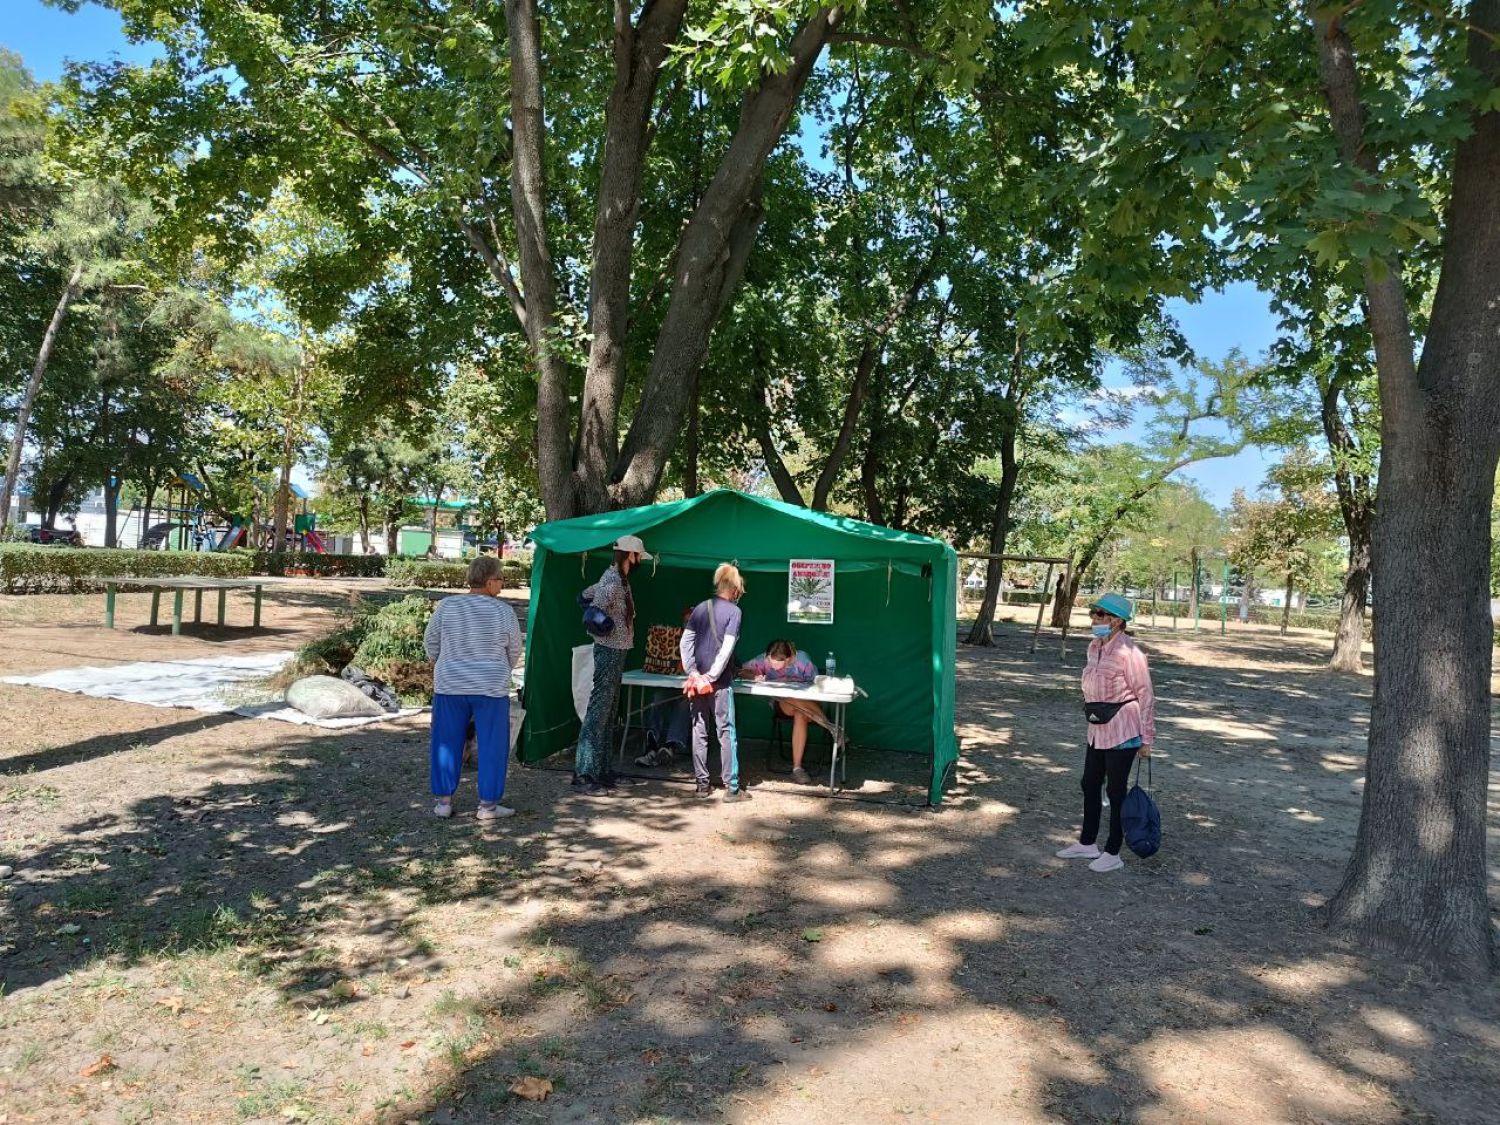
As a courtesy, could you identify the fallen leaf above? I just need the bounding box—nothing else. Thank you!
[509,1076,553,1102]
[281,1059,299,1070]
[800,928,824,943]
[824,1003,838,1012]
[80,1054,116,1078]
[361,1044,376,1057]
[157,996,185,1015]
[641,1048,664,1066]
[331,980,359,1000]
[399,1040,416,1050]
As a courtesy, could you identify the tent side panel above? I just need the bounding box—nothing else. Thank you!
[518,546,583,763]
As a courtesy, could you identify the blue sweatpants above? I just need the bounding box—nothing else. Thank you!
[431,694,509,803]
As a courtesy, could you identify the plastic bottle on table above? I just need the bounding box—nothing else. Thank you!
[825,652,837,677]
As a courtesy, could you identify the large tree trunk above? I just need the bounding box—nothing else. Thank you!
[609,9,842,509]
[139,483,155,548]
[683,376,700,499]
[965,424,1020,646]
[1048,564,1085,629]
[1,265,83,534]
[1280,572,1294,635]
[103,475,119,548]
[1186,546,1201,624]
[357,494,371,554]
[273,430,294,552]
[1319,2,1500,970]
[1331,518,1372,671]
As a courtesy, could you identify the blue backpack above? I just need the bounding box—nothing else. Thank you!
[1121,757,1162,858]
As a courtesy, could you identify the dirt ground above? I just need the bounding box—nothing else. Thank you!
[1,585,1498,1124]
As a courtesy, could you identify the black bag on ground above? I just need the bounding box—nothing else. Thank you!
[1121,757,1162,858]
[340,663,402,713]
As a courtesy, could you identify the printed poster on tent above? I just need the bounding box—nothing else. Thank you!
[787,559,835,625]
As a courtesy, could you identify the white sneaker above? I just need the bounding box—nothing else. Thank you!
[1089,852,1124,873]
[1055,843,1101,859]
[433,799,454,818]
[476,803,515,821]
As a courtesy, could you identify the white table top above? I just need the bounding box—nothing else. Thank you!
[621,669,857,705]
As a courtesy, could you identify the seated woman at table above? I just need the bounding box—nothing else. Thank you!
[740,639,823,785]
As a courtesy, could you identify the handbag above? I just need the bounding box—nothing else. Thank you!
[578,590,614,638]
[1082,699,1134,724]
[1121,757,1162,858]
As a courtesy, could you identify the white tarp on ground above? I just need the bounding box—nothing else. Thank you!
[0,652,422,728]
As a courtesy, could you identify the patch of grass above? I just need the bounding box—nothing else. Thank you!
[14,1041,42,1071]
[234,1078,307,1120]
[59,883,120,913]
[0,783,61,806]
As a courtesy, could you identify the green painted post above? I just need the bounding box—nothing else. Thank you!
[172,589,184,636]
[194,588,203,624]
[1221,560,1229,635]
[217,589,227,626]
[150,589,161,628]
[253,584,263,628]
[105,584,116,629]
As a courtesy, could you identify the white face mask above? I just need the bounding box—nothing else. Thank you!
[1091,624,1113,638]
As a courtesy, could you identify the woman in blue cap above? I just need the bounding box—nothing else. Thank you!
[1056,592,1156,872]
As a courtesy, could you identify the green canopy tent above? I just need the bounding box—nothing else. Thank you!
[517,489,958,805]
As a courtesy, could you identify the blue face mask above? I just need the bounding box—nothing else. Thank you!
[1091,624,1113,638]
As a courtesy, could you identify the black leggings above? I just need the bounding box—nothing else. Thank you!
[1081,745,1136,855]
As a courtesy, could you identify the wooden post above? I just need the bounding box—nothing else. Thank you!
[253,584,263,628]
[150,589,161,628]
[105,583,116,629]
[172,588,183,635]
[194,588,203,624]
[217,589,227,626]
[1029,563,1054,653]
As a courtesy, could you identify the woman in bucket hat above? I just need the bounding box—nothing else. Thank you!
[1056,592,1156,872]
[573,535,651,794]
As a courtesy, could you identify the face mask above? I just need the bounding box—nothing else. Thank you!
[1091,624,1113,638]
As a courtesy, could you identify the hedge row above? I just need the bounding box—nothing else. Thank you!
[0,545,254,593]
[0,545,532,594]
[385,557,531,589]
[249,551,387,578]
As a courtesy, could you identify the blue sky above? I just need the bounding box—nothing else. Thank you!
[6,0,1286,506]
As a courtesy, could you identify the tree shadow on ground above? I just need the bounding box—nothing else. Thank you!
[2,621,1496,1123]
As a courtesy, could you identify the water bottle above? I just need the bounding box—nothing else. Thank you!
[826,652,837,677]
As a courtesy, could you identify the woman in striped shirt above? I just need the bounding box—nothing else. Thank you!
[423,555,524,821]
[1056,592,1156,872]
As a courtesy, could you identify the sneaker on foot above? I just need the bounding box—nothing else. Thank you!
[790,767,811,784]
[610,775,642,788]
[1055,842,1101,859]
[476,803,515,821]
[722,788,752,803]
[433,798,454,819]
[581,781,610,796]
[1088,852,1125,873]
[694,782,713,798]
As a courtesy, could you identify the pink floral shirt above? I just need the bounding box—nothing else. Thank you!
[1081,631,1156,748]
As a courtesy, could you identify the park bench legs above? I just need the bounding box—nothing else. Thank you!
[253,585,263,628]
[150,590,160,628]
[217,590,227,626]
[172,589,184,635]
[194,589,203,624]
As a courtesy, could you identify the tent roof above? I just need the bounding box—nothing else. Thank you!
[528,489,949,571]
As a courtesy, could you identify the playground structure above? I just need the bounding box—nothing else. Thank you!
[121,475,328,554]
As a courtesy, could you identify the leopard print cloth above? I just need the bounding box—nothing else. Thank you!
[642,625,684,675]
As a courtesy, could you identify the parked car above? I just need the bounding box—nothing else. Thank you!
[25,525,82,547]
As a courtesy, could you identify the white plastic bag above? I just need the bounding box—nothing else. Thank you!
[571,644,595,721]
[510,701,527,752]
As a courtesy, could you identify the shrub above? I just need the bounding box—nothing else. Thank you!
[250,551,386,579]
[385,558,468,589]
[0,545,254,594]
[352,595,437,703]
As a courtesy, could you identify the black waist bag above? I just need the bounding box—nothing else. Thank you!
[1083,699,1133,725]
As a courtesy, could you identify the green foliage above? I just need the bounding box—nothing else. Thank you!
[385,556,531,590]
[351,594,437,704]
[248,551,385,579]
[0,545,252,593]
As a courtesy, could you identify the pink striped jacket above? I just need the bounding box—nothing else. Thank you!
[1081,631,1156,749]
